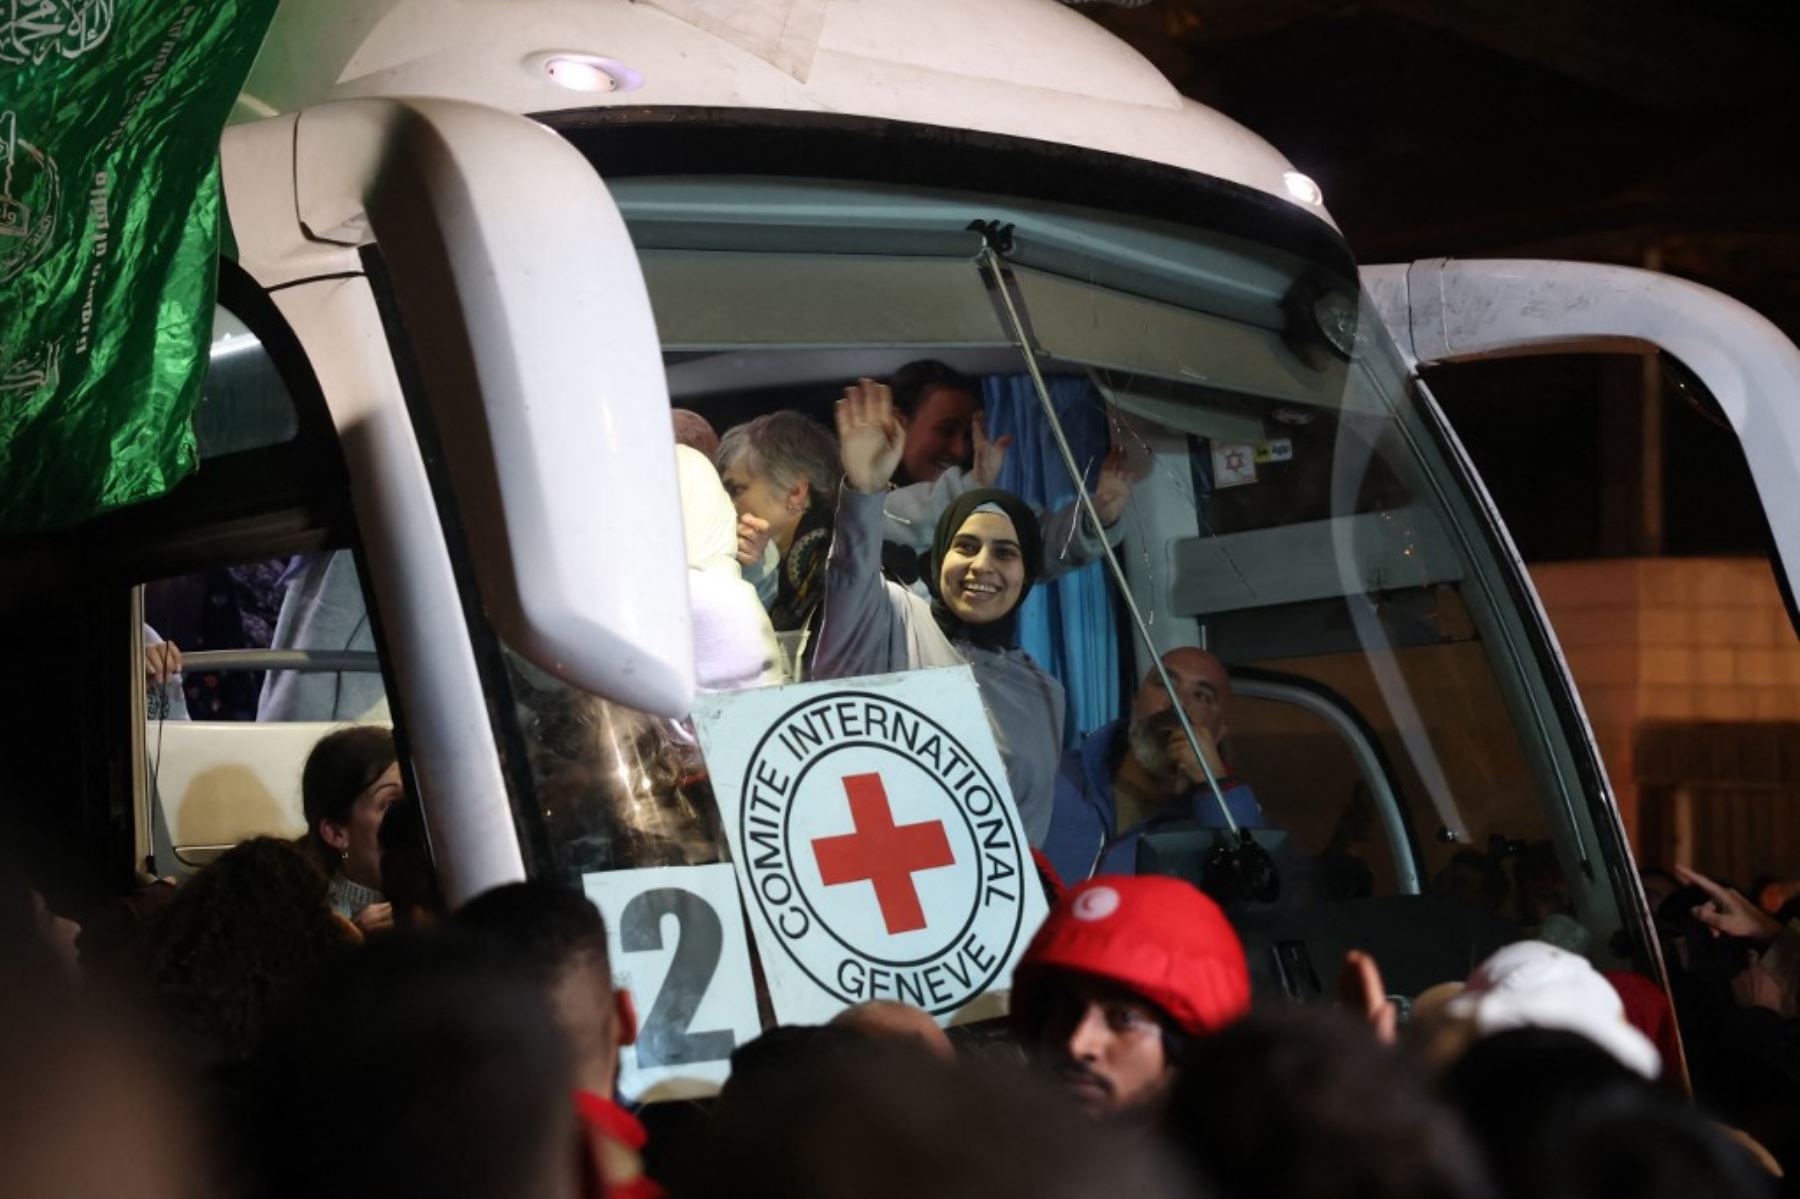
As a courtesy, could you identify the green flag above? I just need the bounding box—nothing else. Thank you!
[1,0,280,533]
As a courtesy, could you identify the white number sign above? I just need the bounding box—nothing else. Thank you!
[582,863,760,1102]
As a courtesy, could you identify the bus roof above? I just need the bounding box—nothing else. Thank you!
[239,0,1336,228]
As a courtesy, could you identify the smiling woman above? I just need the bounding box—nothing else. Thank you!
[810,380,1066,845]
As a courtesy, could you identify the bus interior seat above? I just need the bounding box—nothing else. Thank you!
[148,720,386,871]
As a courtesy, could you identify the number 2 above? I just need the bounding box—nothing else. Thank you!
[620,887,737,1068]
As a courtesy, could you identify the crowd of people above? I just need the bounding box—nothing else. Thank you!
[7,808,1793,1198]
[10,361,1799,1196]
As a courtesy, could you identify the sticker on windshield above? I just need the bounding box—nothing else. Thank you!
[582,863,760,1102]
[1211,441,1259,488]
[694,666,1046,1027]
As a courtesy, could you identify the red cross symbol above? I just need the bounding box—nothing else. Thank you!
[811,773,956,935]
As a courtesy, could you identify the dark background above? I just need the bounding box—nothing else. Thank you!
[1078,0,1800,561]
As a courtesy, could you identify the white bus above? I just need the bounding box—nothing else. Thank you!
[12,0,1799,1086]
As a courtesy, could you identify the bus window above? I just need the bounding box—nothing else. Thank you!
[471,177,1635,1038]
[138,547,393,875]
[192,305,302,460]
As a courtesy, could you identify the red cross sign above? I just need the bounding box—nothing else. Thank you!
[812,773,956,934]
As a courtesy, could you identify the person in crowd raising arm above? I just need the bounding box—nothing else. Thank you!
[876,359,1136,585]
[811,379,1065,845]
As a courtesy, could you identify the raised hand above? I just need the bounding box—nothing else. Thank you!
[1338,949,1399,1045]
[971,414,1013,487]
[836,378,906,494]
[1092,446,1134,526]
[1676,863,1782,941]
[736,513,772,567]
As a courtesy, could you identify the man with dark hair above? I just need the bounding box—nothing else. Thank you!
[696,1042,1193,1199]
[888,359,982,486]
[877,360,1137,589]
[1042,647,1263,885]
[244,932,580,1199]
[1011,875,1251,1117]
[1163,1005,1492,1199]
[455,882,657,1198]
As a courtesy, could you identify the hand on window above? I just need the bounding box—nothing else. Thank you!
[836,379,905,494]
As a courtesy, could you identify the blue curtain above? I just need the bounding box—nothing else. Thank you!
[982,375,1122,746]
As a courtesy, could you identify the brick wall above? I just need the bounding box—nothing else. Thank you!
[1529,557,1800,846]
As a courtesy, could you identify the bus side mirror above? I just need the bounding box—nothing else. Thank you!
[294,99,695,717]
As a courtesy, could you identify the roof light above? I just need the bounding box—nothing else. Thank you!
[528,52,642,94]
[1282,171,1324,207]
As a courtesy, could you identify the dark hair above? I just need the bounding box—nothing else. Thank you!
[890,359,976,418]
[697,1044,1192,1199]
[300,725,396,854]
[129,837,348,1064]
[1164,1005,1491,1199]
[1443,1027,1648,1196]
[454,881,610,983]
[1514,1084,1773,1199]
[244,932,574,1199]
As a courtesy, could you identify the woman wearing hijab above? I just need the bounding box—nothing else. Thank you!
[811,379,1066,845]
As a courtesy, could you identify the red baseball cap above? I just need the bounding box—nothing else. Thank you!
[1011,875,1251,1037]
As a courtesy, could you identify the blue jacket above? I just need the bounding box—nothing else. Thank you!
[1041,717,1264,886]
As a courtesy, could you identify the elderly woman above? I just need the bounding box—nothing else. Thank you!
[810,379,1065,845]
[716,411,842,644]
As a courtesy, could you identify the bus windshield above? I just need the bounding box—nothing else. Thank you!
[488,175,1635,1059]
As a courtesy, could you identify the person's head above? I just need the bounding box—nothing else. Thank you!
[927,488,1042,629]
[1511,1083,1773,1199]
[1163,1005,1491,1199]
[672,408,721,458]
[245,932,579,1199]
[130,837,352,1064]
[1442,1028,1654,1197]
[830,1000,956,1062]
[1515,839,1571,925]
[890,359,979,484]
[1130,648,1232,752]
[715,411,840,553]
[301,725,401,888]
[1012,876,1251,1116]
[697,1044,1193,1199]
[0,954,201,1199]
[1434,849,1511,913]
[455,881,635,1097]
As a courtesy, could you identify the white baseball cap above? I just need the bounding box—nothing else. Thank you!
[1445,940,1662,1078]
